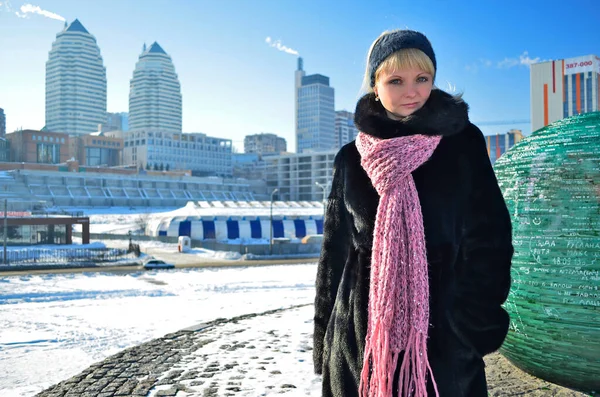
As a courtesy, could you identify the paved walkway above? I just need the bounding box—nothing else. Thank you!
[34,305,589,397]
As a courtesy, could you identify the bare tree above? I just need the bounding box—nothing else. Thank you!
[135,212,152,235]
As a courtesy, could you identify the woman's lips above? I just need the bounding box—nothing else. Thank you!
[402,102,419,108]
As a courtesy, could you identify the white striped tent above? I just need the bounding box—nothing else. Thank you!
[149,216,324,242]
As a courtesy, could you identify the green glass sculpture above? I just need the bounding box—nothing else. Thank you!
[494,111,600,394]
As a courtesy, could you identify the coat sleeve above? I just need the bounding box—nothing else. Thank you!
[453,125,514,357]
[313,149,351,375]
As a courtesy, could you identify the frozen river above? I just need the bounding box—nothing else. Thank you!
[0,263,318,397]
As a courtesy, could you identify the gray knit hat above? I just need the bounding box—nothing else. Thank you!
[368,30,436,87]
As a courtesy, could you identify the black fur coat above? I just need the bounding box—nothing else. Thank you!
[313,89,514,397]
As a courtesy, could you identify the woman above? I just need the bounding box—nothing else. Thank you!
[313,29,514,397]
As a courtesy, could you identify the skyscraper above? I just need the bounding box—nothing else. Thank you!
[531,55,600,132]
[294,58,305,152]
[295,60,335,153]
[0,108,5,137]
[104,112,129,132]
[129,42,182,132]
[335,110,358,149]
[45,19,107,135]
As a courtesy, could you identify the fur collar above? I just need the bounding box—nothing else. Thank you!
[353,89,470,139]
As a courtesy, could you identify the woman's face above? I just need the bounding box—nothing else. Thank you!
[374,66,433,119]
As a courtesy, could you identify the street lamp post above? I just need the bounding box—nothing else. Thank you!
[269,188,278,256]
[315,182,327,219]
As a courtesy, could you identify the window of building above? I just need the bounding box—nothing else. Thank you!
[0,224,67,245]
[586,72,593,113]
[86,147,115,166]
[37,143,60,164]
[572,74,578,115]
[563,75,569,118]
[580,73,585,114]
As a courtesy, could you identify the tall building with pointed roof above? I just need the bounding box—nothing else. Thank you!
[45,19,107,135]
[128,42,182,132]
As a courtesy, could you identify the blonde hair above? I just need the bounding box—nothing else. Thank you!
[361,31,436,94]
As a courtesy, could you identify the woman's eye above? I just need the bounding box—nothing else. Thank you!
[389,79,402,85]
[417,76,429,83]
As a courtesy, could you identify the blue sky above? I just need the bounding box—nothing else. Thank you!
[0,0,598,152]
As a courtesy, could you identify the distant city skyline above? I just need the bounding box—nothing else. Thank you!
[1,0,599,151]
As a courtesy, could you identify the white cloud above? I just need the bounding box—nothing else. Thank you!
[497,57,519,68]
[467,52,543,72]
[465,63,478,73]
[497,51,541,68]
[265,36,299,56]
[1,0,12,11]
[518,51,542,66]
[465,58,493,73]
[14,3,65,21]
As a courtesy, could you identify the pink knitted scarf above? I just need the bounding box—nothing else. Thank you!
[356,132,441,397]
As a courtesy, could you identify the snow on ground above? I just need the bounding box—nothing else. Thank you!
[187,248,242,260]
[149,305,321,396]
[61,206,177,235]
[0,264,318,396]
[97,239,243,261]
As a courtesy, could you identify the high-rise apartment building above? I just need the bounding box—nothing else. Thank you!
[295,59,335,153]
[244,133,286,155]
[531,55,600,132]
[129,42,182,133]
[486,129,524,164]
[104,112,129,132]
[45,19,107,135]
[335,110,357,149]
[264,151,336,201]
[0,108,5,137]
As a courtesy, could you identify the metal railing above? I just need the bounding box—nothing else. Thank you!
[0,247,135,265]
